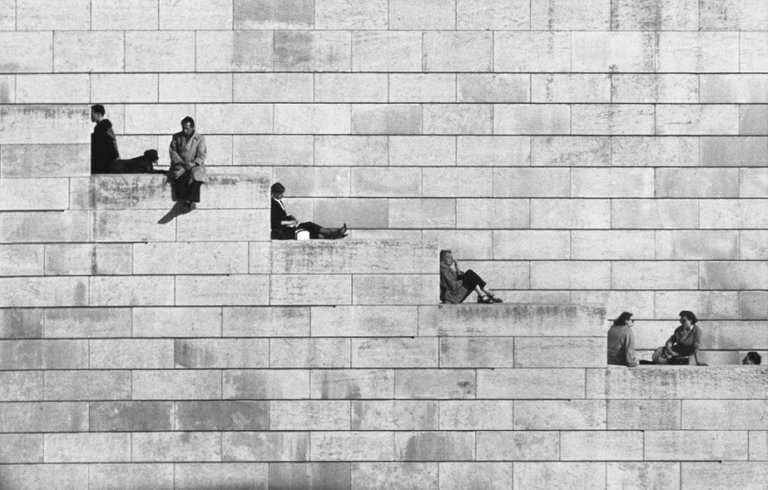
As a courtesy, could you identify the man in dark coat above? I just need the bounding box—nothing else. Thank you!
[109,150,161,174]
[90,104,119,174]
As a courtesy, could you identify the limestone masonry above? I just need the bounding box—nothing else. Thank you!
[0,0,767,488]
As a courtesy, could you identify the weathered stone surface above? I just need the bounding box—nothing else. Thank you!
[351,463,438,489]
[391,74,455,103]
[612,199,698,229]
[0,465,88,488]
[235,0,313,28]
[439,401,513,430]
[0,371,43,401]
[45,243,131,276]
[268,463,347,490]
[55,32,125,72]
[90,276,174,307]
[682,462,768,489]
[311,369,393,400]
[389,199,456,228]
[458,135,529,166]
[424,167,492,196]
[133,432,221,462]
[316,73,387,102]
[612,74,698,103]
[45,433,130,462]
[0,244,43,276]
[607,462,681,490]
[223,306,308,337]
[175,339,268,369]
[176,275,269,306]
[478,369,586,399]
[196,30,273,72]
[0,144,89,178]
[352,274,437,305]
[90,339,173,369]
[646,431,748,461]
[493,230,570,259]
[741,33,768,72]
[607,400,681,430]
[395,432,473,461]
[224,370,309,400]
[132,370,221,400]
[176,401,269,431]
[90,402,173,431]
[572,32,655,72]
[565,431,645,461]
[271,400,349,430]
[351,104,421,134]
[275,31,351,71]
[610,0,698,30]
[395,370,475,399]
[477,432,559,461]
[352,31,422,72]
[0,435,41,463]
[494,104,570,134]
[0,402,87,432]
[682,400,768,430]
[439,338,514,368]
[0,277,88,307]
[515,463,606,488]
[133,307,221,337]
[0,309,43,339]
[314,198,389,228]
[271,275,351,305]
[271,338,349,368]
[531,199,610,229]
[532,74,609,103]
[177,463,267,490]
[313,432,393,461]
[16,74,90,104]
[352,338,437,368]
[0,33,52,73]
[530,261,609,290]
[44,370,130,401]
[352,401,438,430]
[516,400,606,430]
[495,32,571,72]
[613,136,698,166]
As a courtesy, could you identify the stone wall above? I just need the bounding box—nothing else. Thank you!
[0,0,767,487]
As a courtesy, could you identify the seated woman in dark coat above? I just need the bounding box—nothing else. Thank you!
[439,249,502,304]
[271,182,347,240]
[652,310,708,366]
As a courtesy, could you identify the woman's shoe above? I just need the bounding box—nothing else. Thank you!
[488,294,503,303]
[477,295,494,304]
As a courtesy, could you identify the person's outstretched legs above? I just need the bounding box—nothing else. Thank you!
[461,270,502,303]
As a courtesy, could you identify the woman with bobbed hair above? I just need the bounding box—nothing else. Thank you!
[652,310,708,366]
[271,182,347,239]
[607,311,637,367]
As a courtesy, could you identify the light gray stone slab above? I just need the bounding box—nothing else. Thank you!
[45,244,131,276]
[275,31,351,71]
[439,401,513,430]
[270,400,349,430]
[90,401,173,431]
[196,31,274,72]
[607,399,681,430]
[311,369,393,399]
[478,368,586,399]
[177,463,267,490]
[352,401,438,430]
[395,369,475,399]
[224,370,309,400]
[351,463,438,489]
[646,431,748,461]
[0,309,43,339]
[133,432,221,462]
[439,338,515,368]
[175,339,268,369]
[394,432,473,461]
[516,400,606,430]
[607,462,681,490]
[176,401,269,431]
[44,433,130,462]
[0,402,87,432]
[494,32,571,72]
[477,432,559,461]
[270,338,350,368]
[352,31,422,72]
[132,370,221,400]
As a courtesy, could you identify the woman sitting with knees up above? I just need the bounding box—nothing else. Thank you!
[439,249,502,304]
[270,182,347,240]
[652,310,708,366]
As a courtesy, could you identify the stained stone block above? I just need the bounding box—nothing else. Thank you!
[494,32,571,72]
[388,136,452,167]
[0,33,52,73]
[351,463,438,489]
[0,105,89,144]
[477,369,585,399]
[223,307,308,337]
[655,290,739,319]
[0,309,43,339]
[350,167,419,197]
[606,400,681,430]
[352,401,437,430]
[458,136,529,166]
[45,244,131,276]
[133,307,221,337]
[90,276,173,307]
[612,136,698,166]
[389,0,454,29]
[314,135,385,167]
[701,75,768,103]
[90,402,173,431]
[53,32,124,72]
[316,0,387,29]
[273,167,349,197]
[176,210,270,242]
[439,401,513,430]
[656,32,739,72]
[741,292,768,319]
[310,369,393,399]
[134,242,247,275]
[607,463,681,490]
[740,106,768,135]
[610,0,698,30]
[271,338,350,368]
[423,32,492,72]
[234,0,313,28]
[177,463,268,490]
[700,0,768,29]
[44,433,130,462]
[352,338,436,368]
[0,465,88,488]
[439,338,515,368]
[533,0,609,29]
[612,199,698,229]
[741,33,768,72]
[531,74,609,103]
[352,31,422,72]
[176,401,269,431]
[224,370,309,399]
[476,432,559,461]
[351,104,421,134]
[494,104,570,134]
[516,338,605,368]
[573,104,655,135]
[91,0,158,30]
[390,74,455,103]
[17,0,89,29]
[90,339,174,369]
[561,431,644,461]
[422,229,493,258]
[682,400,768,430]
[612,74,699,103]
[456,199,529,229]
[132,370,221,400]
[159,73,232,103]
[270,400,350,430]
[270,275,351,305]
[395,432,474,461]
[0,372,42,401]
[646,431,748,461]
[571,32,655,72]
[0,144,89,178]
[612,261,699,290]
[657,105,739,135]
[703,138,768,167]
[424,104,493,135]
[352,275,437,305]
[196,31,274,71]
[122,103,192,134]
[699,200,768,229]
[175,275,269,306]
[311,306,416,337]
[517,463,607,488]
[0,1,14,29]
[457,0,528,29]
[133,432,221,462]
[0,244,43,276]
[315,73,387,103]
[313,198,388,228]
[515,400,605,430]
[175,339,268,369]
[655,230,739,259]
[751,433,768,461]
[44,370,130,401]
[90,464,173,489]
[0,402,87,432]
[701,262,768,290]
[683,462,768,488]
[275,31,351,71]
[742,231,768,259]
[493,230,569,259]
[16,74,90,103]
[424,167,492,197]
[0,277,87,308]
[234,135,313,166]
[125,31,195,72]
[531,199,610,228]
[159,0,232,29]
[312,432,393,461]
[275,104,351,134]
[572,230,655,259]
[395,370,475,399]
[268,463,348,490]
[493,167,570,197]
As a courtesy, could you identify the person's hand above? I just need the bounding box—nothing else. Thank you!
[290,220,299,227]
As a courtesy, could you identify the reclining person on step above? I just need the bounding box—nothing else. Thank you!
[651,310,707,366]
[109,149,163,174]
[439,249,502,304]
[169,116,206,212]
[270,182,347,240]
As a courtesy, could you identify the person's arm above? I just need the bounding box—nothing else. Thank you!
[107,126,120,160]
[692,326,707,366]
[664,335,677,357]
[441,267,461,292]
[169,137,184,165]
[625,329,638,367]
[192,135,206,166]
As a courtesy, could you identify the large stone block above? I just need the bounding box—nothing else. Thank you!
[178,463,267,489]
[159,73,232,103]
[655,230,739,260]
[478,369,586,399]
[516,337,605,368]
[45,243,131,276]
[682,400,768,430]
[701,262,768,290]
[742,231,768,260]
[351,104,421,135]
[125,31,195,72]
[0,144,88,178]
[275,31,351,71]
[389,0,454,29]
[195,103,273,134]
[176,275,269,306]
[0,244,43,276]
[573,290,655,318]
[0,371,42,401]
[0,1,14,29]
[531,74,609,103]
[752,433,768,461]
[395,432,474,461]
[16,74,89,103]
[701,75,768,104]
[196,31,273,71]
[612,199,698,229]
[492,230,570,259]
[315,73,387,103]
[561,431,644,461]
[458,136,529,166]
[352,463,437,488]
[612,136,698,166]
[439,338,515,368]
[646,431,748,461]
[159,0,232,29]
[390,74,455,103]
[700,200,768,229]
[0,277,87,307]
[224,369,309,399]
[313,198,388,228]
[612,261,699,289]
[271,400,349,430]
[0,105,90,144]
[234,0,313,28]
[121,103,191,134]
[312,306,416,337]
[134,242,247,275]
[314,135,386,167]
[91,0,158,29]
[516,400,605,430]
[741,33,768,72]
[352,31,422,72]
[316,0,387,29]
[493,168,570,197]
[0,309,43,339]
[423,32,492,72]
[610,0,697,29]
[133,432,221,462]
[494,32,570,72]
[352,400,437,430]
[439,400,513,430]
[657,32,739,72]
[175,338,268,368]
[132,370,221,400]
[456,199,528,229]
[90,339,174,369]
[313,432,393,461]
[352,274,437,305]
[273,167,349,197]
[44,433,130,462]
[275,104,350,134]
[133,307,221,337]
[311,369,392,399]
[0,402,87,432]
[422,229,493,259]
[395,369,475,399]
[44,370,130,401]
[271,338,349,368]
[740,106,768,135]
[573,104,655,135]
[350,167,419,197]
[657,105,740,135]
[234,135,313,166]
[423,104,493,135]
[476,432,559,461]
[0,339,87,369]
[494,104,570,134]
[223,306,308,337]
[90,464,173,488]
[607,462,681,490]
[515,463,606,488]
[572,230,655,259]
[176,210,270,241]
[90,401,173,431]
[612,74,698,103]
[0,465,88,488]
[53,32,124,72]
[439,463,513,490]
[530,261,609,290]
[0,32,52,73]
[90,210,173,242]
[457,0,528,29]
[531,199,610,228]
[270,275,351,305]
[389,136,453,166]
[741,169,768,198]
[424,167,491,197]
[17,0,89,29]
[531,0,609,29]
[683,462,768,489]
[268,463,348,490]
[606,399,681,430]
[352,338,436,368]
[572,32,655,72]
[700,0,768,30]
[655,290,739,319]
[90,276,174,307]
